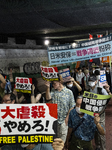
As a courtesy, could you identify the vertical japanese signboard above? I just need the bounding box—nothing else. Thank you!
[99,70,107,87]
[15,77,32,94]
[0,103,57,144]
[80,91,111,116]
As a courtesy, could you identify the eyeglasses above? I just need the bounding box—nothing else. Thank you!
[2,99,11,103]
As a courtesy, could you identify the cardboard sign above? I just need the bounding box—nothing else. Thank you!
[0,103,57,144]
[80,91,111,116]
[41,66,59,81]
[99,70,107,87]
[15,77,32,94]
[59,68,71,82]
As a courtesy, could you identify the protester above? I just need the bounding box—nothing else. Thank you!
[88,75,108,150]
[66,77,82,101]
[105,66,111,92]
[83,69,90,91]
[76,67,85,88]
[64,96,105,150]
[0,74,6,102]
[45,79,75,142]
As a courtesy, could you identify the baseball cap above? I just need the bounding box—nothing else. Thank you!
[88,76,97,82]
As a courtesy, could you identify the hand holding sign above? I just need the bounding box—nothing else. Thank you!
[45,81,50,88]
[52,138,64,150]
[94,114,100,125]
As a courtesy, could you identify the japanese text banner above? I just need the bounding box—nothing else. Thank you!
[80,91,111,116]
[0,103,57,144]
[48,35,112,65]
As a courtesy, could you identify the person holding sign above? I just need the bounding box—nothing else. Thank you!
[45,79,75,143]
[64,96,105,150]
[66,77,82,102]
[88,75,108,150]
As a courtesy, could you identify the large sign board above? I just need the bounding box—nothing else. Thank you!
[0,104,57,144]
[80,91,111,116]
[48,35,112,65]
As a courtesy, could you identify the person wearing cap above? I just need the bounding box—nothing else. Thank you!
[66,77,82,102]
[64,96,105,150]
[45,79,75,143]
[88,75,108,150]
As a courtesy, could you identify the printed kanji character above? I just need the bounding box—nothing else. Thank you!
[32,120,44,132]
[61,52,66,58]
[20,78,23,83]
[4,121,17,132]
[76,50,82,56]
[1,106,15,119]
[18,121,31,132]
[31,106,45,118]
[65,52,71,58]
[87,48,93,55]
[55,53,61,59]
[50,53,55,59]
[82,49,87,56]
[94,95,98,99]
[84,92,89,97]
[17,106,30,119]
[24,79,28,84]
[16,78,20,83]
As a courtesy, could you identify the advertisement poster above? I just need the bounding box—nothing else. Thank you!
[0,103,57,144]
[15,77,32,94]
[80,91,111,116]
[41,66,59,81]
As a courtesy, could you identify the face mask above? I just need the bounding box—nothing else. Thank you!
[67,83,73,88]
[96,75,100,80]
[93,70,95,73]
[106,70,109,73]
[76,107,83,114]
[88,81,95,87]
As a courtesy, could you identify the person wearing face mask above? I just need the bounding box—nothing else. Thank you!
[66,77,82,102]
[88,75,108,150]
[64,96,105,150]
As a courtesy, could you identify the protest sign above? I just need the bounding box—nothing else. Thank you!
[99,70,107,87]
[59,68,71,82]
[80,91,111,116]
[40,66,59,81]
[48,34,112,65]
[15,77,32,94]
[0,103,57,144]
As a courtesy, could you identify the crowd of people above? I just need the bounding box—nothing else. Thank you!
[0,63,111,150]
